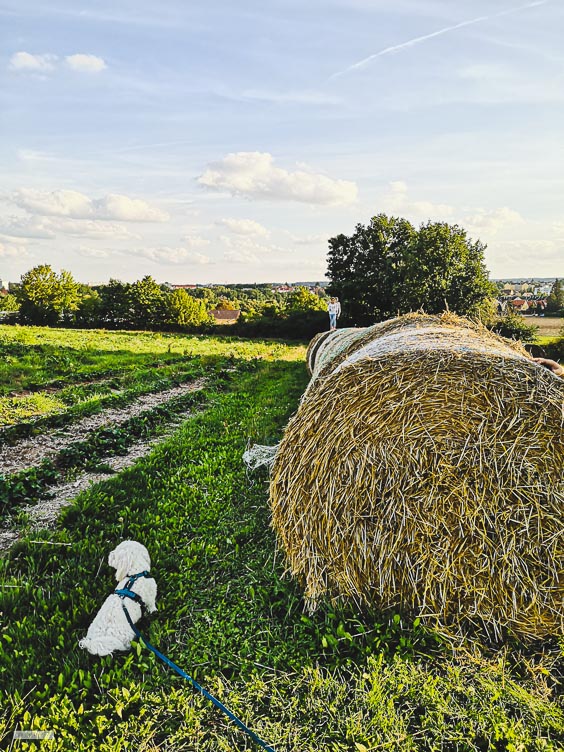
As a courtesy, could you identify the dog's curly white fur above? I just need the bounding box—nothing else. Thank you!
[79,540,157,656]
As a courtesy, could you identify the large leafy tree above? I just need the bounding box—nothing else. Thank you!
[165,288,209,328]
[327,214,495,325]
[0,293,19,312]
[403,221,494,315]
[15,264,81,325]
[327,214,416,325]
[128,276,167,328]
[74,285,102,326]
[96,279,133,327]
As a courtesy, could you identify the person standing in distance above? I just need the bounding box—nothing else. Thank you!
[327,297,341,331]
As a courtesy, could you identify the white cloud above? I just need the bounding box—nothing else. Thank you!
[65,54,107,73]
[383,181,455,218]
[12,189,92,218]
[220,234,291,265]
[9,51,58,73]
[75,246,111,259]
[487,239,561,275]
[8,52,107,75]
[0,216,56,240]
[223,248,259,264]
[287,232,329,245]
[180,234,211,249]
[0,215,140,241]
[198,152,358,206]
[220,235,277,254]
[55,218,141,239]
[17,149,57,163]
[217,218,270,237]
[240,89,341,106]
[0,241,30,258]
[11,189,169,222]
[464,207,525,235]
[133,247,212,265]
[97,194,169,222]
[495,239,559,257]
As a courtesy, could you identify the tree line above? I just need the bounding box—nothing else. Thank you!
[0,264,329,338]
[2,214,561,340]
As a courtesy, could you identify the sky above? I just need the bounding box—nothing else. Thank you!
[1,0,562,285]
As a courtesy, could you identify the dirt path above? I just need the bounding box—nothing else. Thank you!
[0,401,201,553]
[0,378,206,476]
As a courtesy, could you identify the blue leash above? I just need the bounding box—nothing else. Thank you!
[117,574,276,752]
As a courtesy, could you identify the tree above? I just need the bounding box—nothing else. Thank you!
[15,265,81,325]
[0,293,19,312]
[546,279,564,313]
[97,279,133,328]
[327,214,416,325]
[128,276,167,328]
[216,297,237,311]
[165,289,209,328]
[287,286,326,313]
[327,214,495,325]
[74,286,102,327]
[403,221,495,315]
[491,310,538,342]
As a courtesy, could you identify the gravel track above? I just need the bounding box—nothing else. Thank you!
[0,397,203,553]
[0,378,206,476]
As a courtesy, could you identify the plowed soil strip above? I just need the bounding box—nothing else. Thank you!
[0,378,206,476]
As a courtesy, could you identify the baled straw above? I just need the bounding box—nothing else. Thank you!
[270,313,564,639]
[306,331,333,376]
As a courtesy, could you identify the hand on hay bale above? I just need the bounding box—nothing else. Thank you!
[532,357,564,377]
[271,313,564,642]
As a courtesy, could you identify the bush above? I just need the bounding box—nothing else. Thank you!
[232,310,328,341]
[489,312,538,342]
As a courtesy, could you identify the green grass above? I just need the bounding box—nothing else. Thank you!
[0,328,562,750]
[0,392,68,426]
[0,359,205,444]
[534,335,560,346]
[0,325,305,435]
[0,325,302,396]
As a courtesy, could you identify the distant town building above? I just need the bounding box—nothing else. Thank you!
[273,285,294,293]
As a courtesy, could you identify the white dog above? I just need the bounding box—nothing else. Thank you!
[79,540,157,656]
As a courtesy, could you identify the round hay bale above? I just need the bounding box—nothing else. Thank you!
[270,313,564,639]
[309,327,365,381]
[305,330,333,375]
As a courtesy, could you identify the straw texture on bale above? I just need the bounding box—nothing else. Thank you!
[306,330,333,375]
[270,313,564,639]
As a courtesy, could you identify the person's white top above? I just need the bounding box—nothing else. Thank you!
[328,301,341,315]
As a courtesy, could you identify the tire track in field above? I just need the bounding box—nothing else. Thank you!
[0,378,206,476]
[0,398,203,553]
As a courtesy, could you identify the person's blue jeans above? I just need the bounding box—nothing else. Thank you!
[329,313,337,328]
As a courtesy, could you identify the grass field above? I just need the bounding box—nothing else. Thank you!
[0,326,563,751]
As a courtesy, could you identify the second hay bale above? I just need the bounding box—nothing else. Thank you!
[271,313,564,639]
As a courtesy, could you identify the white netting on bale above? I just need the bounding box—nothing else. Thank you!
[243,444,279,471]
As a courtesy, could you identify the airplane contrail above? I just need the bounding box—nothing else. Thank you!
[330,0,550,79]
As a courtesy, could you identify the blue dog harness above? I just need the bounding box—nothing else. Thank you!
[114,570,150,613]
[114,571,275,752]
